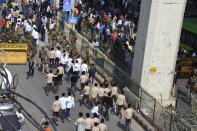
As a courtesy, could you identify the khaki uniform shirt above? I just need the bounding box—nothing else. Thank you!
[85,118,92,129]
[49,50,55,59]
[99,123,107,131]
[92,126,100,131]
[80,75,88,84]
[104,88,111,97]
[58,66,64,75]
[92,118,100,126]
[83,86,90,95]
[52,100,61,112]
[116,94,126,106]
[46,73,56,83]
[77,117,85,123]
[111,86,118,96]
[98,87,105,97]
[91,86,99,99]
[125,108,134,120]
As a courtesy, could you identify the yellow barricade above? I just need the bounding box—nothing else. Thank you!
[0,43,27,64]
[179,58,197,78]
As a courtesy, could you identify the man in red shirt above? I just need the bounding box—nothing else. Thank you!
[104,14,107,22]
[1,18,6,32]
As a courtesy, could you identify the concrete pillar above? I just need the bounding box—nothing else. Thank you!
[131,0,186,105]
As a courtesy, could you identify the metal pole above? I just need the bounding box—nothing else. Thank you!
[175,86,180,110]
[152,99,156,123]
[0,49,8,68]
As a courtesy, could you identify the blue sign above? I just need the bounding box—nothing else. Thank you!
[62,0,72,12]
[0,0,4,3]
[68,17,78,24]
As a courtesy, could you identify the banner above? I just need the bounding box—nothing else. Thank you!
[62,0,72,12]
[68,17,78,24]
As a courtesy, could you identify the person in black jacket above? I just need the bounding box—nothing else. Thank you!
[40,23,45,42]
[104,92,113,121]
[27,56,36,79]
[53,69,61,94]
[89,63,96,85]
[71,71,78,96]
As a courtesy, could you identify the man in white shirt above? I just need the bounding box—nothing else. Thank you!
[25,22,32,37]
[60,54,68,74]
[25,22,32,32]
[73,60,81,79]
[92,39,99,48]
[65,92,74,120]
[67,55,73,71]
[6,13,11,20]
[59,93,67,123]
[81,61,88,73]
[17,16,22,23]
[16,109,25,131]
[32,28,39,46]
[67,57,74,81]
[96,22,100,30]
[55,47,61,67]
[49,20,55,31]
[91,103,101,116]
[76,55,82,66]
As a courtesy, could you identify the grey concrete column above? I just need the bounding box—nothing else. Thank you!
[131,0,186,105]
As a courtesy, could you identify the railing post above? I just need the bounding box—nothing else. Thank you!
[153,99,156,123]
[175,86,180,110]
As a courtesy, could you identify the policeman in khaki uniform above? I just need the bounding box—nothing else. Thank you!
[125,104,134,131]
[46,70,57,96]
[61,36,69,50]
[98,84,105,104]
[111,82,118,101]
[92,113,100,128]
[76,112,85,131]
[92,123,99,131]
[116,91,126,118]
[39,46,49,74]
[84,113,92,131]
[81,83,90,106]
[104,83,111,99]
[57,64,64,84]
[49,48,56,68]
[51,96,61,124]
[80,71,88,94]
[91,83,99,106]
[98,119,107,131]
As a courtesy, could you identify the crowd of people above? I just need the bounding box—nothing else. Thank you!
[0,0,137,131]
[42,45,135,131]
[74,0,140,72]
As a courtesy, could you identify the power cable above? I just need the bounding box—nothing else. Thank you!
[0,65,57,131]
[8,89,57,131]
[11,101,44,131]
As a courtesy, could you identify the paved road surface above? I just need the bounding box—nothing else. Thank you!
[5,39,144,131]
[7,63,144,131]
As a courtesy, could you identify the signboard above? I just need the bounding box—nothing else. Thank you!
[62,0,72,12]
[68,17,78,24]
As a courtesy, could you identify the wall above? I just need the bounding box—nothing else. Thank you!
[131,0,187,104]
